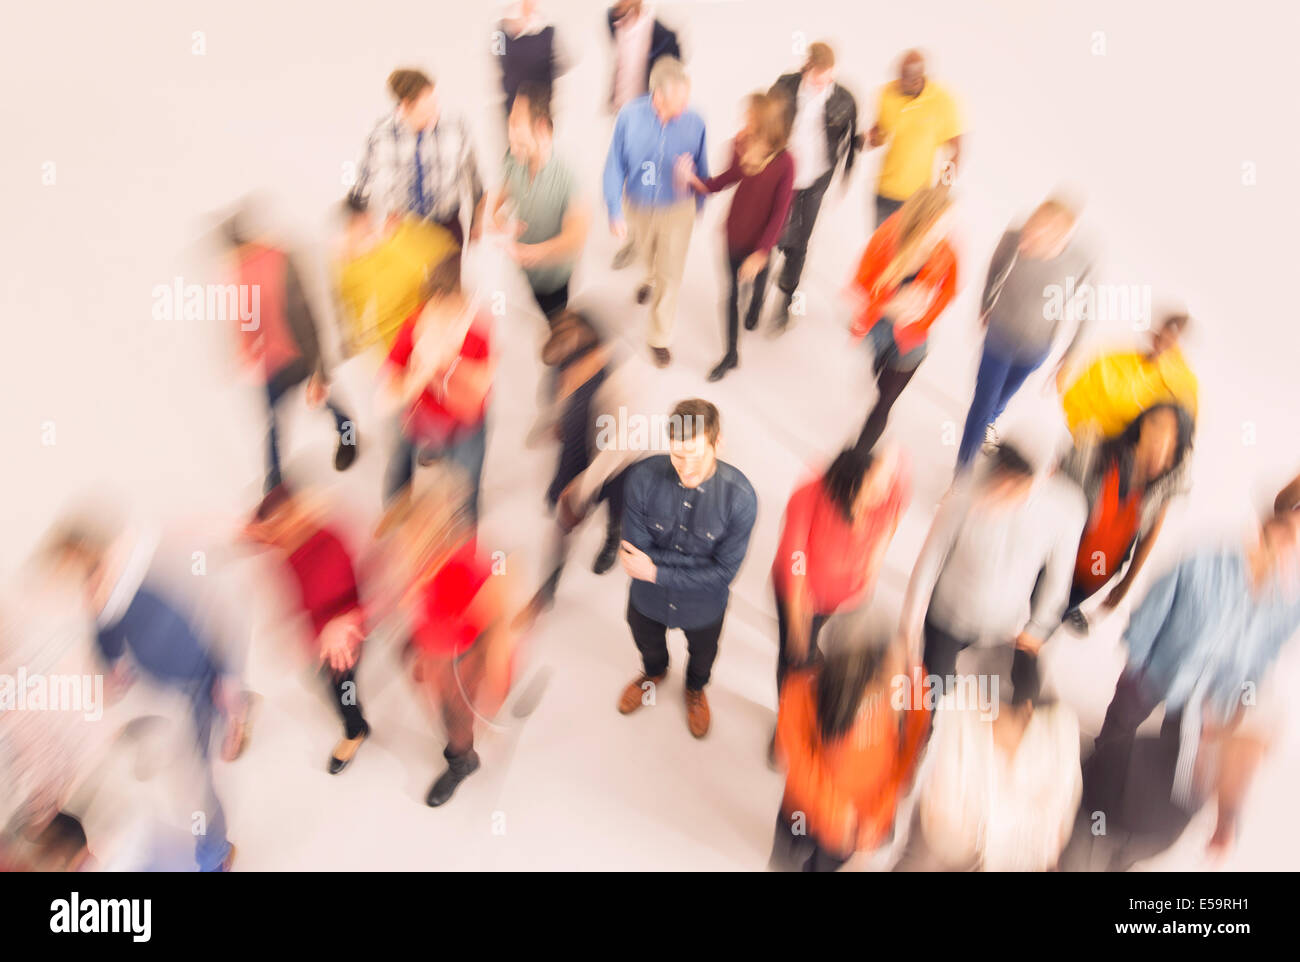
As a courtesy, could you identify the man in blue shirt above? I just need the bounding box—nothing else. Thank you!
[617,399,757,737]
[1097,510,1300,748]
[602,56,707,368]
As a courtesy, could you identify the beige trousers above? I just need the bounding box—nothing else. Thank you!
[625,198,696,348]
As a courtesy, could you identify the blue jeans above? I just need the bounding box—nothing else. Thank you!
[187,671,232,872]
[385,421,488,525]
[956,342,1047,470]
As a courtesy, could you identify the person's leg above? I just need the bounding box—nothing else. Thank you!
[990,353,1047,424]
[592,470,626,573]
[383,430,418,504]
[329,666,368,739]
[922,616,967,687]
[744,256,771,331]
[856,362,917,454]
[770,809,815,872]
[1010,646,1041,704]
[1096,669,1162,745]
[425,646,484,807]
[447,422,488,526]
[613,198,639,269]
[775,173,832,320]
[188,673,233,871]
[957,343,1014,470]
[626,598,670,679]
[263,359,311,492]
[532,282,569,321]
[683,617,724,692]
[647,200,694,350]
[805,840,851,873]
[724,251,742,359]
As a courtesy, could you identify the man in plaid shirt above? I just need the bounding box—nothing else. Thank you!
[352,68,484,248]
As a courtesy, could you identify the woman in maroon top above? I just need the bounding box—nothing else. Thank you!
[244,485,371,774]
[679,93,796,382]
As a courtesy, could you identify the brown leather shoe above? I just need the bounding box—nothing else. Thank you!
[685,688,711,738]
[650,346,671,368]
[618,673,665,714]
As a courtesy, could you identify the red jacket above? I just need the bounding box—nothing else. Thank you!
[848,212,958,353]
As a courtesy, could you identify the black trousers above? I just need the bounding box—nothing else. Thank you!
[773,588,830,697]
[874,193,905,229]
[325,665,368,739]
[265,357,352,493]
[722,248,770,356]
[855,362,917,455]
[769,811,850,873]
[922,615,1041,705]
[626,599,723,692]
[776,169,834,297]
[532,281,570,322]
[538,469,627,603]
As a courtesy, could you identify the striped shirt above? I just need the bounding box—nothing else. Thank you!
[353,111,484,224]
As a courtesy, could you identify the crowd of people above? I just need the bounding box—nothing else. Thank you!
[4,0,1299,874]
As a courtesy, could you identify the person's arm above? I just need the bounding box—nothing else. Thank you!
[694,142,742,195]
[652,486,757,594]
[283,255,327,379]
[1104,502,1167,609]
[899,487,965,654]
[518,196,590,265]
[754,155,796,256]
[867,86,888,148]
[841,89,860,181]
[980,229,1019,322]
[774,488,815,660]
[941,92,963,175]
[602,109,632,226]
[689,122,710,212]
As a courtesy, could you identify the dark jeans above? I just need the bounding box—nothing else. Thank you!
[874,193,905,229]
[626,598,724,692]
[265,358,353,493]
[538,469,627,604]
[956,342,1048,470]
[773,588,830,697]
[532,281,570,322]
[776,169,834,298]
[922,616,1041,705]
[326,664,368,739]
[722,248,770,357]
[385,421,488,525]
[1095,669,1180,747]
[770,810,850,873]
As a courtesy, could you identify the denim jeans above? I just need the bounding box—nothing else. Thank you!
[385,421,488,525]
[956,342,1048,470]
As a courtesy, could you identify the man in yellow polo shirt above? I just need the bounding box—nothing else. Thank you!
[868,50,963,228]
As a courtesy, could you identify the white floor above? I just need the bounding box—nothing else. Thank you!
[4,0,1300,870]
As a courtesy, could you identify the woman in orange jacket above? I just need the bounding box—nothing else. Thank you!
[771,629,931,871]
[847,185,958,453]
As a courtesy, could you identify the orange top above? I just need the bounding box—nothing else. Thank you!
[775,669,931,856]
[848,211,958,353]
[1073,462,1142,594]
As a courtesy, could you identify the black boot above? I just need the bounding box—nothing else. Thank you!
[593,517,621,574]
[426,748,480,807]
[707,353,739,382]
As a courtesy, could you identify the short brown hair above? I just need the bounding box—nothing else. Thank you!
[388,68,433,104]
[668,399,720,446]
[804,42,835,73]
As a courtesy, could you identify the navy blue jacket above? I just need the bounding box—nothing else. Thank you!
[622,455,757,629]
[606,8,682,104]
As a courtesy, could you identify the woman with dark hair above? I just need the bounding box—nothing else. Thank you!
[1060,401,1194,633]
[770,443,910,705]
[771,629,930,872]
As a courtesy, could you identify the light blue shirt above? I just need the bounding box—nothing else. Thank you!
[602,95,708,220]
[1124,548,1300,723]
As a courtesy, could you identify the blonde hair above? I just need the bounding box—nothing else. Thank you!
[874,184,953,294]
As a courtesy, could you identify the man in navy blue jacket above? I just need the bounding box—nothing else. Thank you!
[617,399,757,737]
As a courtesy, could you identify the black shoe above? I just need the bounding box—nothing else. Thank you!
[328,721,370,775]
[426,750,481,807]
[707,354,738,382]
[593,537,620,574]
[334,431,359,471]
[743,311,760,332]
[636,284,653,305]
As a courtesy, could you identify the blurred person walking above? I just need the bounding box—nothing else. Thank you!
[352,69,484,248]
[243,485,373,774]
[616,400,757,737]
[847,185,958,454]
[381,256,496,526]
[899,431,1087,704]
[517,311,642,626]
[865,50,963,228]
[767,42,863,334]
[496,1,567,119]
[956,198,1095,471]
[222,212,359,493]
[771,626,930,872]
[602,56,707,367]
[1059,403,1193,634]
[481,82,589,321]
[678,92,794,381]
